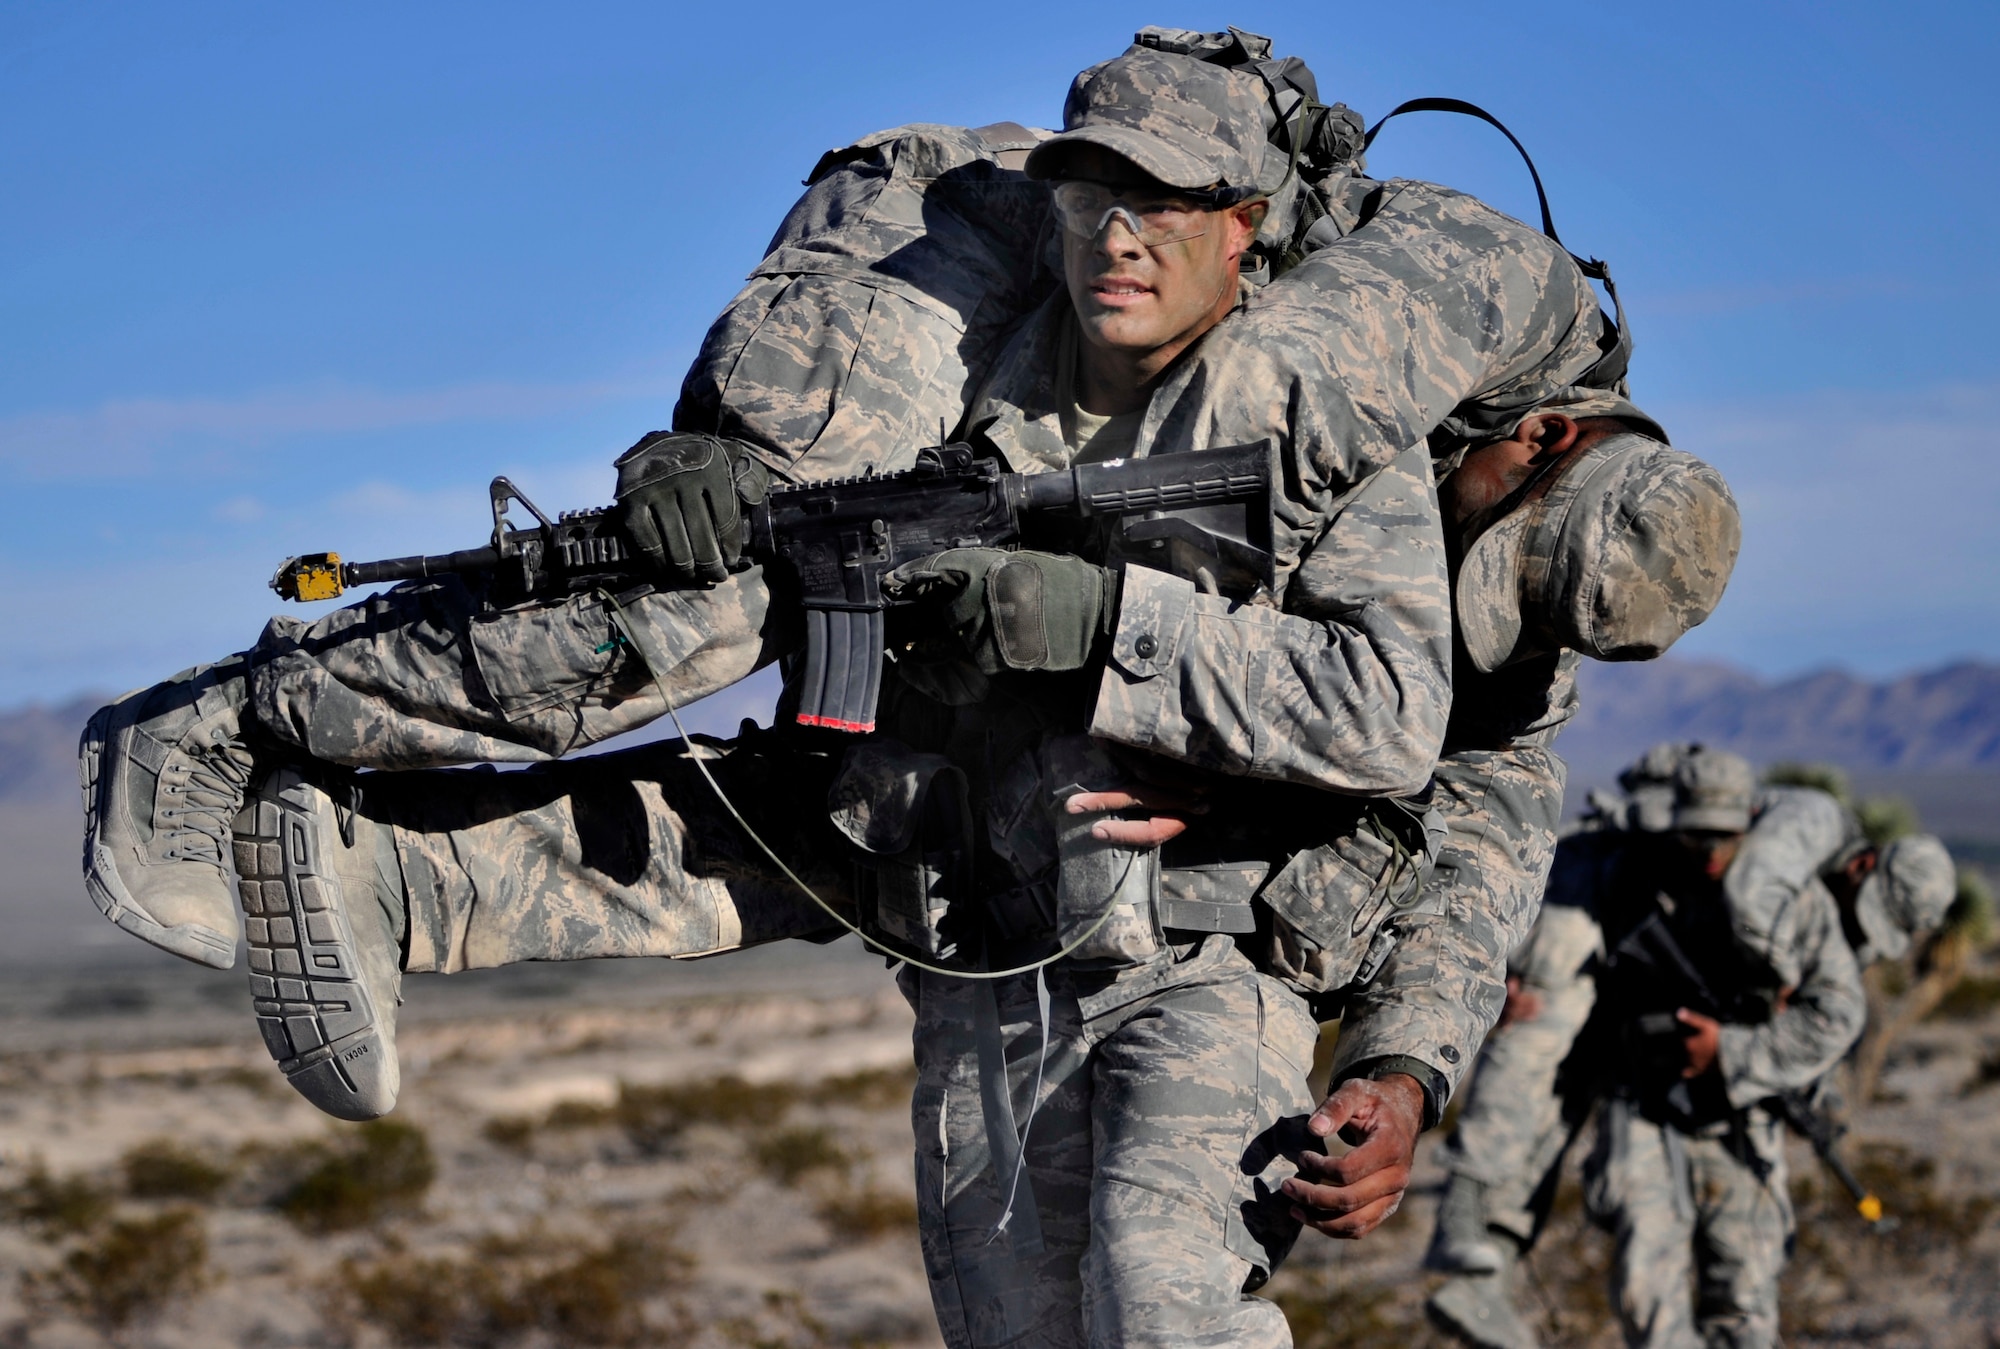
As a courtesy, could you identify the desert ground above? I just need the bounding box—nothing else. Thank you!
[4,938,1998,1349]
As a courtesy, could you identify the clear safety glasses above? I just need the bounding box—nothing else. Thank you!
[1049,180,1225,249]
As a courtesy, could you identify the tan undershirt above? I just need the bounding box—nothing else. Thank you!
[1067,401,1144,464]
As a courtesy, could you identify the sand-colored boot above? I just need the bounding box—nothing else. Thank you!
[81,658,257,968]
[1426,1174,1507,1274]
[1426,1238,1540,1349]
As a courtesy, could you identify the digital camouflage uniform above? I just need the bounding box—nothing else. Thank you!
[1583,872,1864,1349]
[1434,779,1867,1256]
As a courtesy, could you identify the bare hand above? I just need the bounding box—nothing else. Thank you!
[1496,975,1544,1029]
[1677,1008,1721,1078]
[1065,785,1207,848]
[1280,1074,1425,1239]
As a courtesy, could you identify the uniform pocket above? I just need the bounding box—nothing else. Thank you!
[1259,822,1416,997]
[467,593,620,721]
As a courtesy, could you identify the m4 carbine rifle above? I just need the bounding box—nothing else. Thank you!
[271,441,1274,734]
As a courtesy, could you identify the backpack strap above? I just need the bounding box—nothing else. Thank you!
[1365,98,1632,390]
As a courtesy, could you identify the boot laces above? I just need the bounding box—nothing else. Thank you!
[159,739,255,869]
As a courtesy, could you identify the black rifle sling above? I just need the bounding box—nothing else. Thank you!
[1364,97,1632,391]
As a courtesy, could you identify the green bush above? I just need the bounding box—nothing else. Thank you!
[1946,869,1996,949]
[277,1118,436,1232]
[121,1139,233,1202]
[3,1160,113,1237]
[22,1207,209,1332]
[1761,762,1852,804]
[751,1125,853,1186]
[332,1223,690,1347]
[616,1075,790,1154]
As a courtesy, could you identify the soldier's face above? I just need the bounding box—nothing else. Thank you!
[1672,829,1744,881]
[1060,182,1259,375]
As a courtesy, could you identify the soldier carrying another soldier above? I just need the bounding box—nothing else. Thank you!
[78,28,1741,1348]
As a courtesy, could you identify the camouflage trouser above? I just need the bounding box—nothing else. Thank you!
[1436,900,1602,1242]
[904,937,1318,1349]
[248,567,790,770]
[1583,1099,1791,1349]
[354,730,847,972]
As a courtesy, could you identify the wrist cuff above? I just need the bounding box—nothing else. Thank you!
[1335,1054,1448,1131]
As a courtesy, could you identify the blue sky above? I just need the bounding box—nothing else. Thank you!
[2,1,1997,710]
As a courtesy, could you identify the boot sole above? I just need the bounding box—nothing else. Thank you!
[237,772,398,1120]
[79,703,237,970]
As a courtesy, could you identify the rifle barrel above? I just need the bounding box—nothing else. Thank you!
[345,546,503,586]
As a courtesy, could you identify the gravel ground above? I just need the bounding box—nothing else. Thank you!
[3,949,1997,1348]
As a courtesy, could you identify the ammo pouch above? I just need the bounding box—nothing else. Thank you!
[827,740,972,960]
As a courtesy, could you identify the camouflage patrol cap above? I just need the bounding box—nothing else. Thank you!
[1025,47,1269,191]
[1619,741,1697,833]
[1670,748,1756,834]
[1456,432,1741,674]
[1853,833,1956,962]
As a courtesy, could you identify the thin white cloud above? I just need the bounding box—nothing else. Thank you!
[0,369,681,480]
[1658,380,2000,673]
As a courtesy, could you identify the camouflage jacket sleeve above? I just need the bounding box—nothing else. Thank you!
[1327,659,1582,1106]
[1088,446,1451,795]
[1717,880,1869,1107]
[1725,786,1864,986]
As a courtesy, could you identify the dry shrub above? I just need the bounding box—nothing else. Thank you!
[482,1113,539,1153]
[121,1138,233,1202]
[616,1075,790,1154]
[809,1066,916,1111]
[718,1288,879,1348]
[21,1206,209,1332]
[330,1221,690,1347]
[548,1097,617,1129]
[2,1159,113,1237]
[751,1125,853,1186]
[1931,972,2000,1020]
[810,1178,917,1241]
[275,1117,436,1232]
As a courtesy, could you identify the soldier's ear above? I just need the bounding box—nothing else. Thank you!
[1521,412,1580,458]
[1227,200,1268,252]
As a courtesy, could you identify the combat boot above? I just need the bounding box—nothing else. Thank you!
[1426,1174,1506,1274]
[1426,1241,1540,1349]
[81,658,258,968]
[234,765,405,1120]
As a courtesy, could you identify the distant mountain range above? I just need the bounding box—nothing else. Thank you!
[1561,658,2000,783]
[0,693,98,805]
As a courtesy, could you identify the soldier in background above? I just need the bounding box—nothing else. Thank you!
[1582,748,1866,1348]
[1425,746,1953,1348]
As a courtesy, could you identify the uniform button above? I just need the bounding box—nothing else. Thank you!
[1134,634,1158,659]
[1440,1044,1461,1064]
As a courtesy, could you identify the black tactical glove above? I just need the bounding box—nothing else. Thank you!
[885,548,1117,674]
[613,431,771,583]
